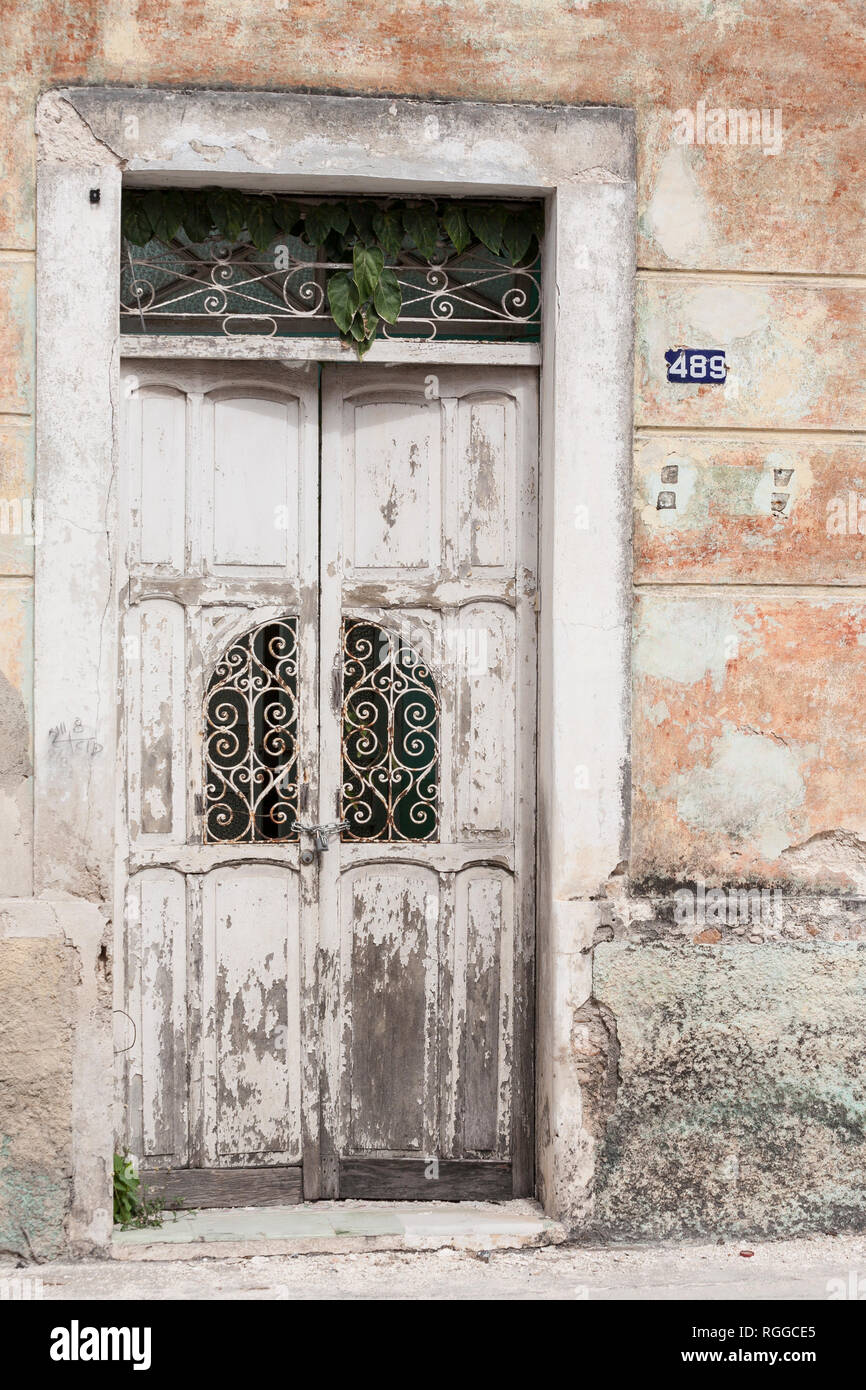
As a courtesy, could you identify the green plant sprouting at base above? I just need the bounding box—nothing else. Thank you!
[112,1151,185,1230]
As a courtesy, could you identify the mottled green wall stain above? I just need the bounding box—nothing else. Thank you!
[593,941,866,1240]
[0,938,74,1258]
[0,1137,69,1260]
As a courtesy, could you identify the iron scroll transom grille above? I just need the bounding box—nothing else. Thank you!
[122,238,540,342]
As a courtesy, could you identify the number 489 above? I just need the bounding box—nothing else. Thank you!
[668,350,726,381]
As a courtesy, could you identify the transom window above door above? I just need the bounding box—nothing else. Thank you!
[120,192,542,350]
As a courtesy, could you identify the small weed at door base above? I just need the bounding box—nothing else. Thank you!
[113,1150,188,1230]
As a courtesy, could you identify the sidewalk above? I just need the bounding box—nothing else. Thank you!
[5,1232,866,1300]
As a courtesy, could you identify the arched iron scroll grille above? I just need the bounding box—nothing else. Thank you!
[341,619,440,842]
[203,617,299,843]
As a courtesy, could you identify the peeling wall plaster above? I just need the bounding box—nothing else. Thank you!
[673,728,806,860]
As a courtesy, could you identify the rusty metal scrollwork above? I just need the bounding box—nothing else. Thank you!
[204,617,299,843]
[341,620,439,842]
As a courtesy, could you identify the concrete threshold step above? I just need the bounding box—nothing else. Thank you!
[112,1199,566,1260]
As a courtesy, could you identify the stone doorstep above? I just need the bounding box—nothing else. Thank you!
[112,1199,566,1261]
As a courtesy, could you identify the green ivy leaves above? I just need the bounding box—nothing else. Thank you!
[372,208,404,260]
[374,268,401,324]
[121,199,153,248]
[304,202,336,247]
[352,244,383,302]
[468,204,507,256]
[326,272,360,334]
[441,204,471,255]
[401,206,439,260]
[122,191,543,356]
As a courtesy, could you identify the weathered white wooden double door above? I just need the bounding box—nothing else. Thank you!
[117,358,537,1203]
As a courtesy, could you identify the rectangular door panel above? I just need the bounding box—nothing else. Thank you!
[455,602,516,840]
[201,865,302,1164]
[125,598,187,844]
[207,392,301,573]
[343,394,442,578]
[128,385,187,571]
[123,868,188,1169]
[342,864,439,1156]
[454,867,513,1156]
[457,392,516,575]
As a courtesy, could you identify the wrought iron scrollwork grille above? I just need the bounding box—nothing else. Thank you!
[203,617,299,843]
[341,620,439,842]
[121,239,540,342]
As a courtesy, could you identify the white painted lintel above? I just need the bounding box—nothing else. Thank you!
[119,334,541,366]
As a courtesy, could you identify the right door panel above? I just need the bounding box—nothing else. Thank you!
[319,365,538,1199]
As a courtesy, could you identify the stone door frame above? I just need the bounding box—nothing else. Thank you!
[34,88,635,1237]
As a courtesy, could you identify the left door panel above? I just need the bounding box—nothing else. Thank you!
[116,361,320,1207]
